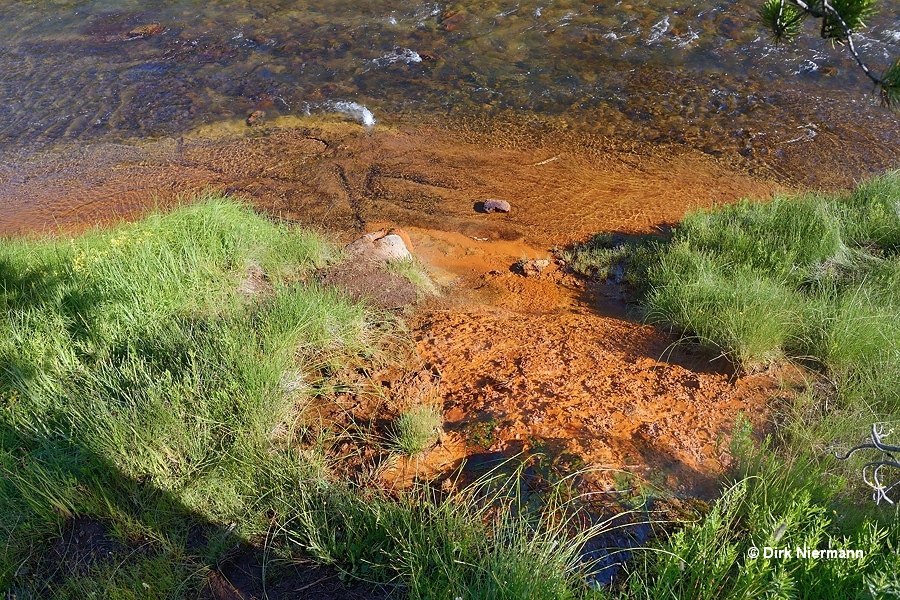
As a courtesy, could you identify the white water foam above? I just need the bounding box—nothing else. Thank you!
[331,101,376,127]
[647,16,669,44]
[373,48,423,66]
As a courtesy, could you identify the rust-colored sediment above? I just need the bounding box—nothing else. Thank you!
[380,227,794,497]
[1,118,797,496]
[405,309,783,497]
[0,117,781,243]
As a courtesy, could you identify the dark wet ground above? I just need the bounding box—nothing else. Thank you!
[29,516,396,600]
[204,546,397,600]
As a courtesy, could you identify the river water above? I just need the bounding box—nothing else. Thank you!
[0,0,898,229]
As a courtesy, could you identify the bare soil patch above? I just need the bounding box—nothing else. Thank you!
[370,227,798,498]
[406,309,780,497]
[318,263,418,310]
[45,517,123,578]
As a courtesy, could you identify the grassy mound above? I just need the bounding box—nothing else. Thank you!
[0,197,363,594]
[565,172,900,598]
[646,176,900,385]
[0,196,606,599]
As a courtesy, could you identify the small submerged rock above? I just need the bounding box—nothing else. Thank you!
[482,199,511,213]
[100,23,164,42]
[123,23,164,40]
[246,110,266,126]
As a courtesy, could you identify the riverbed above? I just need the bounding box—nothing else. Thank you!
[0,0,898,234]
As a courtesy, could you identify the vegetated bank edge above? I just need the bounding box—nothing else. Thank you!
[2,183,898,599]
[562,171,900,598]
[0,194,611,600]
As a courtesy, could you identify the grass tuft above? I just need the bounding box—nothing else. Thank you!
[384,256,439,299]
[390,404,443,456]
[281,460,616,600]
[556,232,662,288]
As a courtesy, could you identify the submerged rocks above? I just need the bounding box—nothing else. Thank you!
[122,23,164,41]
[97,23,164,42]
[344,230,412,263]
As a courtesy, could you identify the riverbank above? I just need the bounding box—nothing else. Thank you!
[2,197,616,598]
[2,120,899,597]
[4,177,900,597]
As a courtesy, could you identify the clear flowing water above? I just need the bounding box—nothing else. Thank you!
[0,0,898,215]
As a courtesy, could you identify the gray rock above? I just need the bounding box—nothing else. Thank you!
[345,231,412,263]
[518,258,551,277]
[483,199,511,213]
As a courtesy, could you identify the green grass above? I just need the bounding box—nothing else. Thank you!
[281,463,613,600]
[0,195,373,595]
[0,194,614,599]
[642,172,900,390]
[621,421,900,599]
[556,233,662,289]
[384,256,439,299]
[10,176,900,598]
[390,404,443,456]
[560,171,900,599]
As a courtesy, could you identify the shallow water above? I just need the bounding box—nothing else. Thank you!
[0,0,899,228]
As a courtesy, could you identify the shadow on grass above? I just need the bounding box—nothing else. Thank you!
[557,229,737,377]
[0,261,395,598]
[1,425,395,599]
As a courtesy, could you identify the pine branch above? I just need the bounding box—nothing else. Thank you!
[761,0,900,108]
